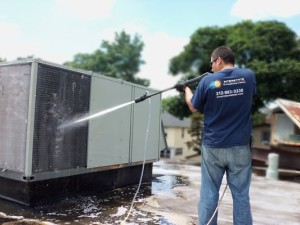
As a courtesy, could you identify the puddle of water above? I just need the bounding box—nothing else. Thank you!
[0,171,190,225]
[152,174,190,198]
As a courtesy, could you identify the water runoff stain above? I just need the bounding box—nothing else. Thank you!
[0,173,190,225]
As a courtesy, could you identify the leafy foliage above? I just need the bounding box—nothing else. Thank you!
[169,26,228,76]
[249,59,300,105]
[186,112,204,154]
[162,94,192,120]
[64,31,149,86]
[166,20,300,118]
[252,112,268,126]
[165,20,300,154]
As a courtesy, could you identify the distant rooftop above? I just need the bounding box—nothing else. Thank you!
[161,112,190,128]
[274,98,300,128]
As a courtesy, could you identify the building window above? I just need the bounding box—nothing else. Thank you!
[261,131,270,145]
[175,148,183,156]
[160,149,170,158]
[181,128,185,138]
[295,125,300,135]
[160,148,182,158]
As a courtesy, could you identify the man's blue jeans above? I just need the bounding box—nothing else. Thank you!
[199,144,253,225]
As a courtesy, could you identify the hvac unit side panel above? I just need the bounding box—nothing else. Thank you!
[87,77,132,168]
[131,87,161,162]
[32,64,90,173]
[0,64,31,172]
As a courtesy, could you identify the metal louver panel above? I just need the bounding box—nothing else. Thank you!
[0,64,31,172]
[32,64,90,173]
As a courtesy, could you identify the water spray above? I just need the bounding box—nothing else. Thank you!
[56,71,213,224]
[59,72,211,130]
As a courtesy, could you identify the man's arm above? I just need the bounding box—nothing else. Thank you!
[184,86,197,112]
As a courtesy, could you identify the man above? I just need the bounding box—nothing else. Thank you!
[179,46,255,225]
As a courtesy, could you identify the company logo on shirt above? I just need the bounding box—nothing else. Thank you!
[223,78,246,86]
[209,80,222,89]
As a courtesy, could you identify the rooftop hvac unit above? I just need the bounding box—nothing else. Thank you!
[0,59,166,205]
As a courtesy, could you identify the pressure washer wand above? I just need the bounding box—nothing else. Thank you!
[134,72,211,103]
[134,86,174,103]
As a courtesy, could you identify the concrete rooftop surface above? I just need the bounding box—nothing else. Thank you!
[146,160,300,225]
[0,160,299,225]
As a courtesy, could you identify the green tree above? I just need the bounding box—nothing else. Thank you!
[229,21,300,64]
[162,93,192,119]
[166,20,300,117]
[164,26,229,122]
[170,26,227,76]
[64,31,149,86]
[248,59,300,103]
[164,20,300,154]
[16,55,34,60]
[186,112,204,154]
[0,55,34,62]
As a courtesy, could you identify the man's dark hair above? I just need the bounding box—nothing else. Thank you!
[211,46,235,65]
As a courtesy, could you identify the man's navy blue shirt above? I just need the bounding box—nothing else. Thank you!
[191,68,256,148]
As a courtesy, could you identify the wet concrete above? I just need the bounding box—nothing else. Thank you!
[0,161,192,225]
[1,160,300,225]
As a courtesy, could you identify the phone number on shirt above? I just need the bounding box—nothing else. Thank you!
[216,88,244,98]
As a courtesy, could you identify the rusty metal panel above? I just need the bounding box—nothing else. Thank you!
[272,99,300,147]
[276,99,300,128]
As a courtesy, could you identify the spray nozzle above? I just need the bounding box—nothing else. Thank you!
[134,91,149,103]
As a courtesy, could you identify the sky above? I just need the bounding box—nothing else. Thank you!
[1,0,300,97]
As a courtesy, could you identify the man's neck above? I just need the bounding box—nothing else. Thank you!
[221,65,234,71]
